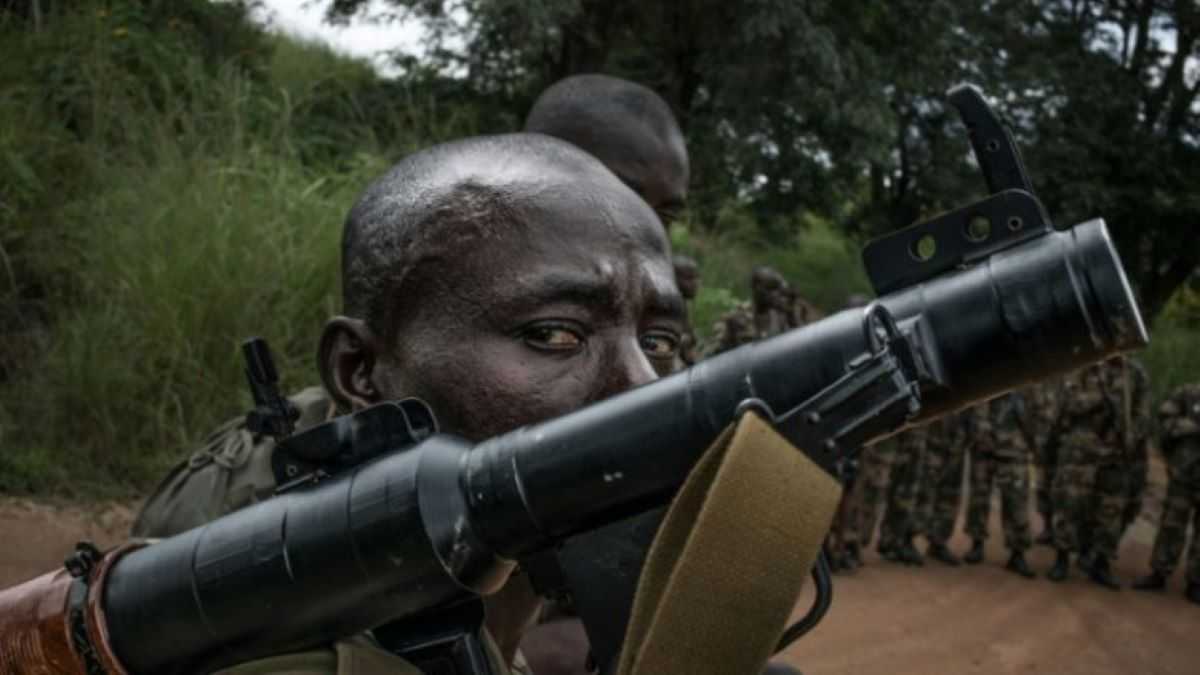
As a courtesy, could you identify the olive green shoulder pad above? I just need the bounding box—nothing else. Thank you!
[131,386,333,537]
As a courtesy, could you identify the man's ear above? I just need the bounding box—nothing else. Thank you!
[318,316,381,411]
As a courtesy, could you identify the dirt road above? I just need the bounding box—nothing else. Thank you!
[781,523,1200,674]
[0,496,1197,674]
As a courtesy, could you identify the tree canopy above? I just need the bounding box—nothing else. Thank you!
[325,0,1198,319]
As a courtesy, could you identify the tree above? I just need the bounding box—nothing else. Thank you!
[970,0,1200,319]
[323,0,1198,319]
[324,0,897,219]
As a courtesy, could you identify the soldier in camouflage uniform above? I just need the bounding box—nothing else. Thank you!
[1075,357,1149,579]
[878,426,929,565]
[1046,361,1126,589]
[1132,382,1200,605]
[1115,358,1152,542]
[962,395,1035,577]
[1029,379,1061,545]
[846,437,897,563]
[706,266,792,355]
[781,283,823,330]
[829,294,876,571]
[915,412,967,565]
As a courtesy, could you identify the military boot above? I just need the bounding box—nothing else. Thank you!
[963,539,985,565]
[927,542,960,566]
[1005,550,1035,579]
[1132,571,1167,591]
[897,539,925,566]
[1083,554,1121,590]
[1186,582,1200,605]
[1046,549,1071,582]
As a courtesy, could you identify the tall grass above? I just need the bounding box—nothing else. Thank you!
[0,3,476,497]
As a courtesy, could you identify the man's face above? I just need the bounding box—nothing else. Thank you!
[371,189,686,442]
[774,283,796,314]
[752,271,786,310]
[674,265,699,301]
[603,141,689,225]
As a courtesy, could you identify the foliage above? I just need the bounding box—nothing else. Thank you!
[971,0,1200,321]
[325,0,896,219]
[323,0,1200,322]
[0,0,478,497]
[670,212,872,336]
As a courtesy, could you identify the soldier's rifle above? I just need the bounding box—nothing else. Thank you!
[0,86,1149,674]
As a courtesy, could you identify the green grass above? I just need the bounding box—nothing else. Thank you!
[1142,312,1200,403]
[0,2,475,497]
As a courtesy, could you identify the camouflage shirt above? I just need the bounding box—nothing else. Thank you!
[964,394,1028,459]
[1159,383,1200,488]
[1053,365,1122,452]
[704,302,788,356]
[1024,380,1060,449]
[1110,357,1152,451]
[990,393,1030,459]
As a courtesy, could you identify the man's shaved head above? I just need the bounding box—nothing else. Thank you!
[341,133,663,337]
[524,74,689,221]
[321,132,685,443]
[323,132,685,660]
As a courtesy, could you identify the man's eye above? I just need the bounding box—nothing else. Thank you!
[640,332,679,359]
[522,324,584,351]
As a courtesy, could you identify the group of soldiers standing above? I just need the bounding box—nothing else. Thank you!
[694,264,823,362]
[695,270,1200,606]
[834,347,1200,605]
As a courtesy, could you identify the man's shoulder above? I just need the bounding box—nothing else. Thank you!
[131,386,334,538]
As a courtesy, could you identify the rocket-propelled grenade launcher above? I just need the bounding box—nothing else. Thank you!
[0,86,1147,675]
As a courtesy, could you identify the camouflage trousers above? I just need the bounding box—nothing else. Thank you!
[849,440,897,548]
[879,434,926,548]
[1149,478,1200,584]
[1035,440,1056,527]
[965,449,1032,552]
[1118,441,1150,541]
[1050,432,1124,559]
[915,440,964,545]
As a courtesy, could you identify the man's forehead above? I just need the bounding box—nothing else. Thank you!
[480,244,679,310]
[400,221,681,327]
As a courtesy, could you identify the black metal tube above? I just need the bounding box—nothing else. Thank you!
[100,219,1144,673]
[104,443,477,674]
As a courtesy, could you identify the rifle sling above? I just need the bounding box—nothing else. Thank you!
[617,412,842,675]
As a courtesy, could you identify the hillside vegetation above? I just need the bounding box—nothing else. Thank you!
[0,1,1195,498]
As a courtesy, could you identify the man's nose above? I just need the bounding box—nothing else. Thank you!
[601,340,659,398]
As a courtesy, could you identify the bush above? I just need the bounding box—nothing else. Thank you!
[1142,298,1200,404]
[0,1,478,497]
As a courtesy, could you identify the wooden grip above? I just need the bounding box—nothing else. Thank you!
[0,569,86,674]
[0,541,143,675]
